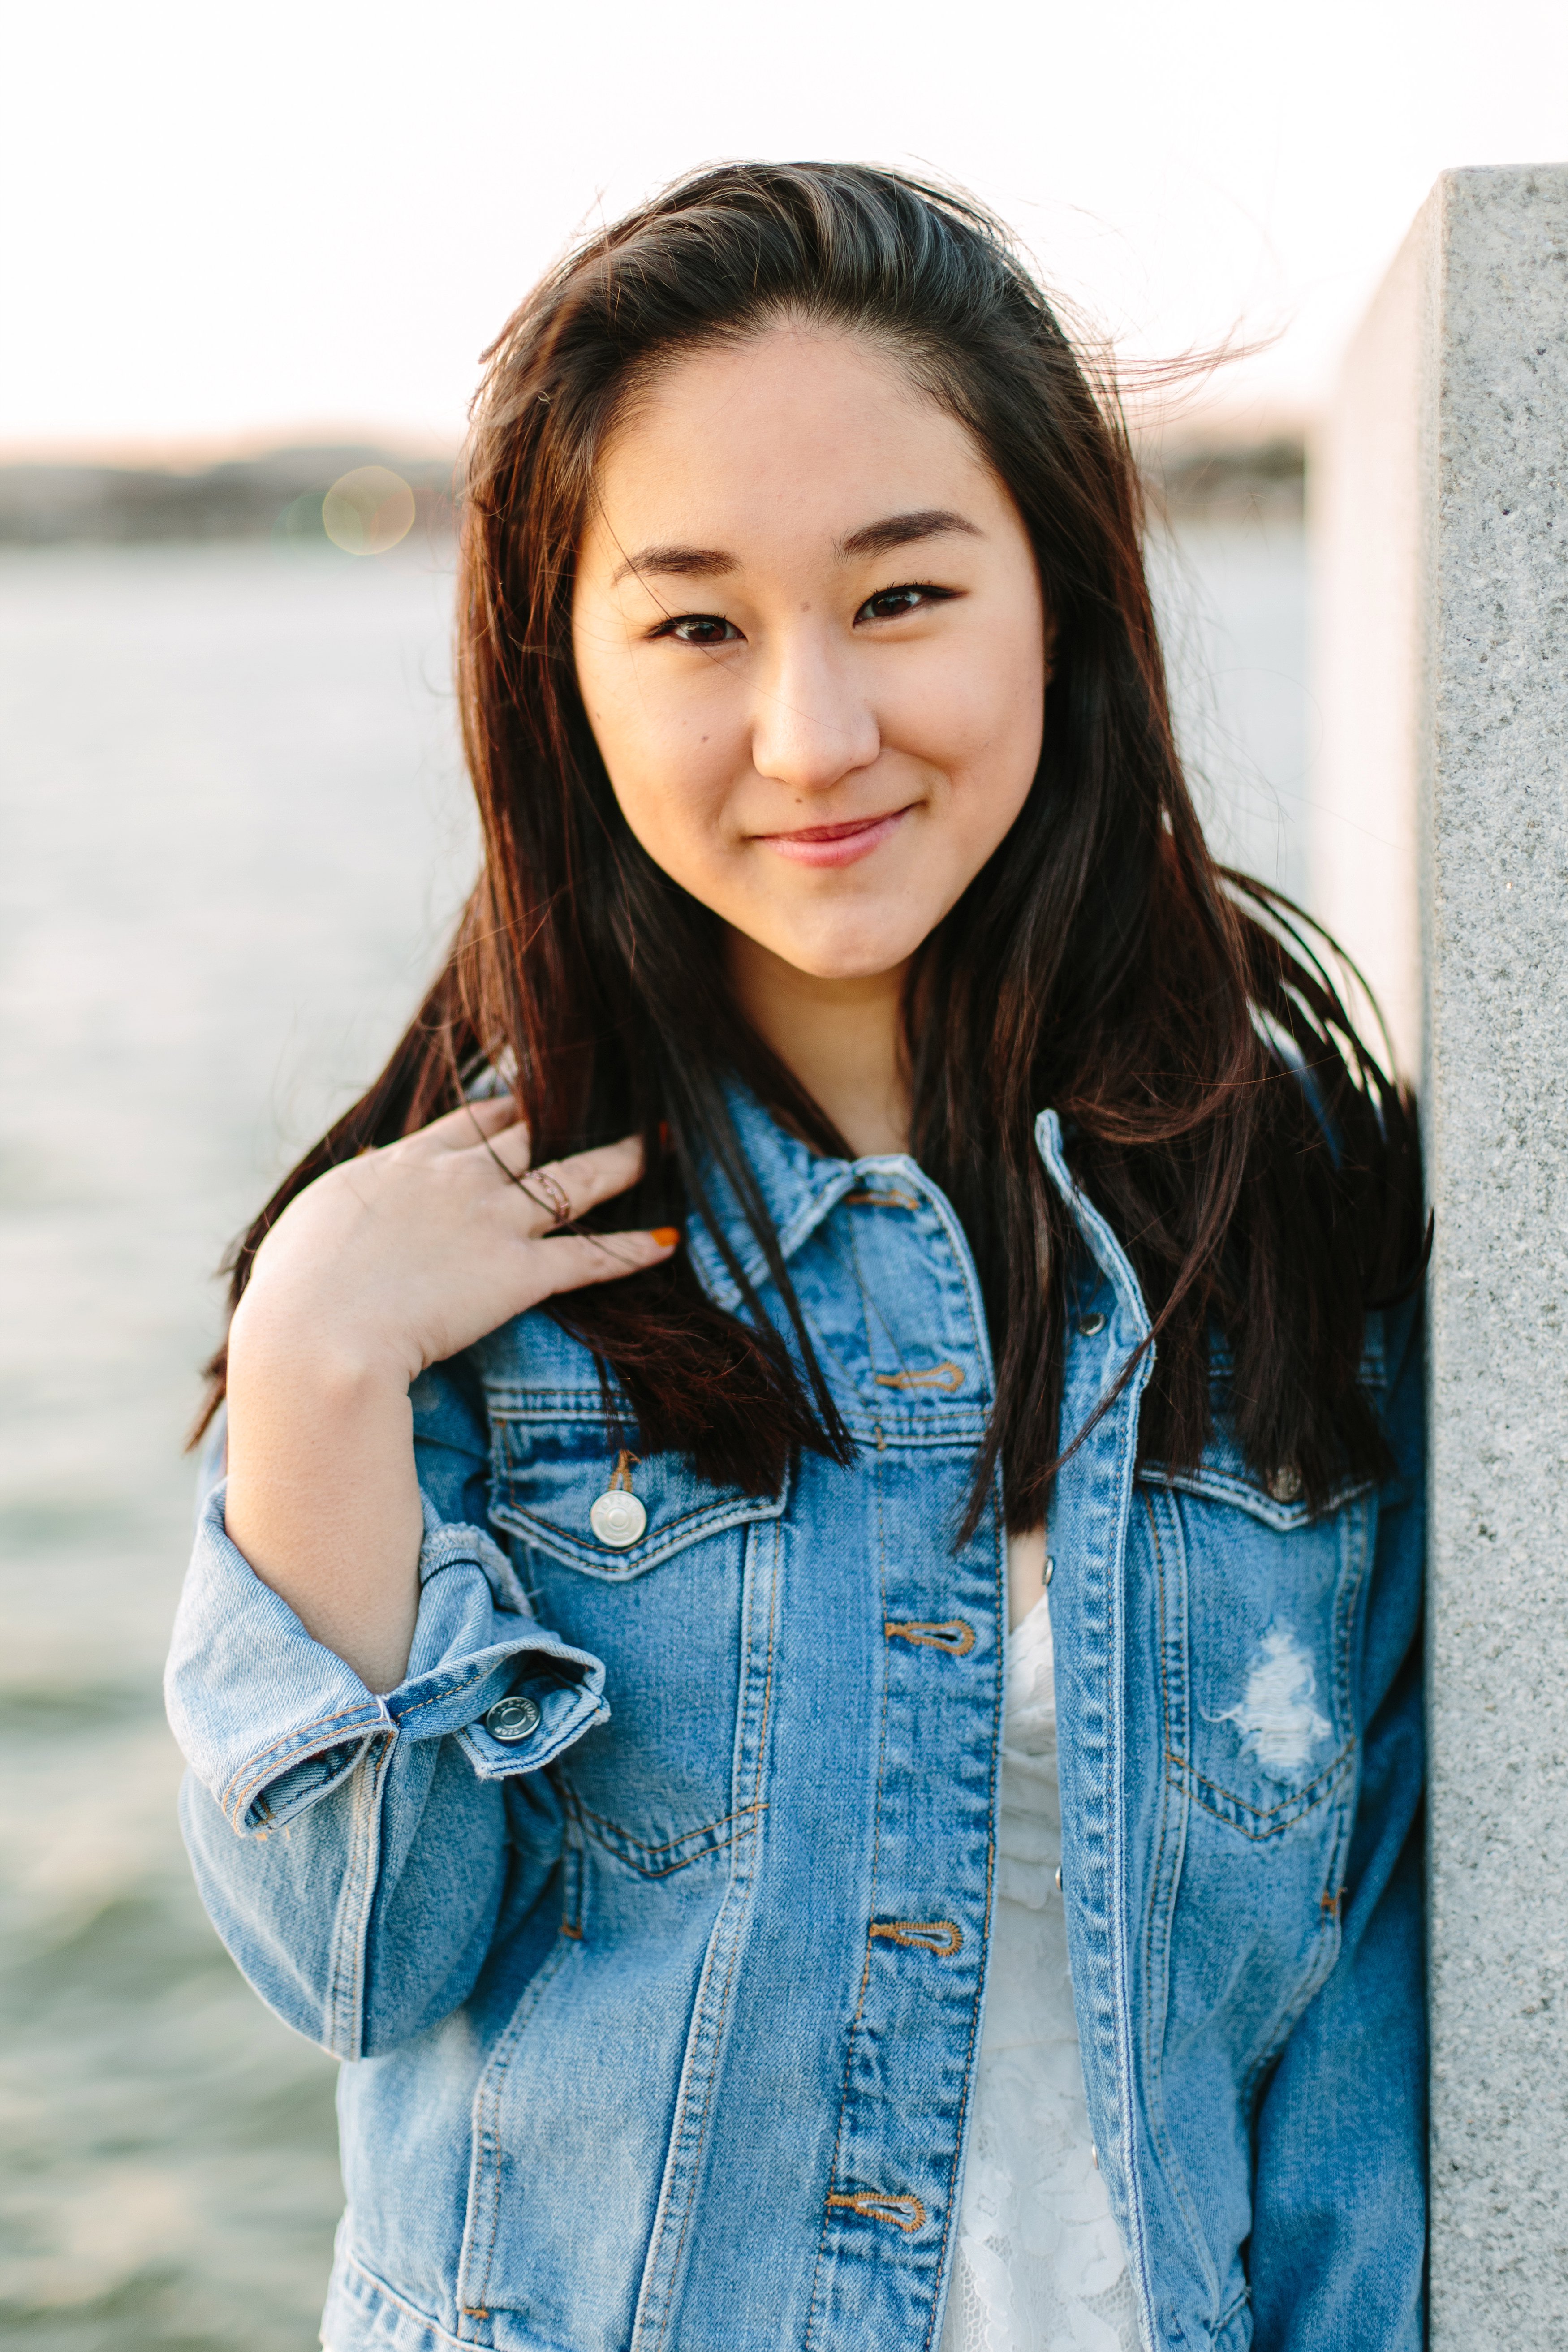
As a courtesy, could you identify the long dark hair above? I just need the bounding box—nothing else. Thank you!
[198,160,1423,1533]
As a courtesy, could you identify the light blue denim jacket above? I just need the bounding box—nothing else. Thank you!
[166,1095,1425,2352]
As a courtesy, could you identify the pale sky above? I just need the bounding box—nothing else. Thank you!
[4,0,1566,458]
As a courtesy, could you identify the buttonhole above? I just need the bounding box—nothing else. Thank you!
[873,1360,965,1392]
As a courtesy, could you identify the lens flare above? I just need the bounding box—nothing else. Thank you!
[321,466,416,555]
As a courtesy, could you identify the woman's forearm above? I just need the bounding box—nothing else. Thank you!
[224,1327,423,1693]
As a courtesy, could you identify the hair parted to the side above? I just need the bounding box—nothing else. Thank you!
[197,160,1425,1533]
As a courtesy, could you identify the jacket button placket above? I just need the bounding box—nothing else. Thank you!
[814,1292,1005,2343]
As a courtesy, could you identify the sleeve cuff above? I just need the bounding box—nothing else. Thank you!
[165,1481,607,1835]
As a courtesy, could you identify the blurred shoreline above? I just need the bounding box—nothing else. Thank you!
[0,436,1305,547]
[0,448,459,549]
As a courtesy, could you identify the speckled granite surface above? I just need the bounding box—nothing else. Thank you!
[1329,163,1568,2346]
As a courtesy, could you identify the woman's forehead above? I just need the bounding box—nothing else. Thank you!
[583,328,1002,577]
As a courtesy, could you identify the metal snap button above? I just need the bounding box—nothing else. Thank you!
[590,1490,647,1547]
[591,1448,646,1548]
[1044,1555,1055,1588]
[1268,1464,1304,1504]
[1054,1865,1063,1892]
[484,1693,541,1744]
[1077,1311,1107,1337]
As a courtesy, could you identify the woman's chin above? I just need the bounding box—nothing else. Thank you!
[732,917,925,989]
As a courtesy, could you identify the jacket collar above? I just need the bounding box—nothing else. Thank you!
[684,1083,898,1312]
[684,1084,1149,1339]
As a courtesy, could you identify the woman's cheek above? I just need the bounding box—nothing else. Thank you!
[603,737,740,887]
[939,625,1046,784]
[886,641,1031,783]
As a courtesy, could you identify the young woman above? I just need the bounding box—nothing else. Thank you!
[166,164,1427,2352]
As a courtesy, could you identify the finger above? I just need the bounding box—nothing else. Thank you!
[524,1225,680,1301]
[487,1133,648,1231]
[530,1134,646,1221]
[401,1094,524,1159]
[472,1113,540,1178]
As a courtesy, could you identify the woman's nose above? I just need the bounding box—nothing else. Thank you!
[748,638,880,793]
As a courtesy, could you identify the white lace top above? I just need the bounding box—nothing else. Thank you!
[939,1590,1146,2352]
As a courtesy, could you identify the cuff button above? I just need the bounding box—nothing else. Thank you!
[485,1693,542,1744]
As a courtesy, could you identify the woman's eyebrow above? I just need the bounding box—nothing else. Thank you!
[837,508,982,559]
[610,544,735,587]
[609,509,982,589]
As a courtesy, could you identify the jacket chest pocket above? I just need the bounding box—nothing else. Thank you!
[487,1404,789,1874]
[1139,1440,1374,1842]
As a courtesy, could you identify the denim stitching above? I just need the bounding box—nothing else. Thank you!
[392,1663,493,1721]
[500,1490,765,1541]
[1139,1462,1374,1526]
[227,1732,372,1831]
[489,1389,620,1414]
[559,1833,584,1940]
[643,1515,779,2352]
[751,1515,780,1809]
[812,1186,1001,2352]
[338,2247,482,2351]
[326,1736,389,2059]
[564,1792,762,1862]
[566,1795,765,1881]
[491,1483,785,1574]
[840,1185,921,1211]
[804,1446,897,2352]
[1139,1490,1218,2302]
[1156,1475,1361,1832]
[825,2189,927,2233]
[1144,1489,1175,2056]
[1239,1834,1349,2112]
[224,1658,506,1829]
[221,1704,378,1821]
[884,1619,976,1657]
[868,1919,963,1955]
[647,1877,753,2351]
[1233,1497,1373,2085]
[459,1938,573,2330]
[1176,1746,1353,1835]
[920,1483,1004,2352]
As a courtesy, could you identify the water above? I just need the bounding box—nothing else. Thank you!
[0,510,1306,2349]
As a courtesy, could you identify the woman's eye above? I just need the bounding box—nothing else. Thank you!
[651,613,744,646]
[856,582,955,625]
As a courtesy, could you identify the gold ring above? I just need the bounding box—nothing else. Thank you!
[527,1166,572,1226]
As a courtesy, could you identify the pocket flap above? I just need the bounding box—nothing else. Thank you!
[1139,1433,1372,1531]
[1143,1315,1386,1528]
[488,1411,790,1579]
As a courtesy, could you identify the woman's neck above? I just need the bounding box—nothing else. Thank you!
[725,929,912,1159]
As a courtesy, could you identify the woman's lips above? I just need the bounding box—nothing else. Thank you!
[756,806,912,869]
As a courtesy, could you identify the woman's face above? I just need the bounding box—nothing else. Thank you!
[572,323,1048,983]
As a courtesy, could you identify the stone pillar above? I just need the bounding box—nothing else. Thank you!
[1312,167,1568,2343]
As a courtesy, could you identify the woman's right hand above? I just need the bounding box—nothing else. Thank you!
[222,1099,676,1693]
[228,1096,677,1388]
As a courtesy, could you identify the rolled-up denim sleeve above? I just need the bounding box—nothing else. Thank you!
[164,1357,604,2058]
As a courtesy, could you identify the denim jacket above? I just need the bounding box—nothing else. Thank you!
[166,1096,1425,2352]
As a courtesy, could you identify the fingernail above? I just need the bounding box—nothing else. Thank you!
[651,1227,680,1247]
